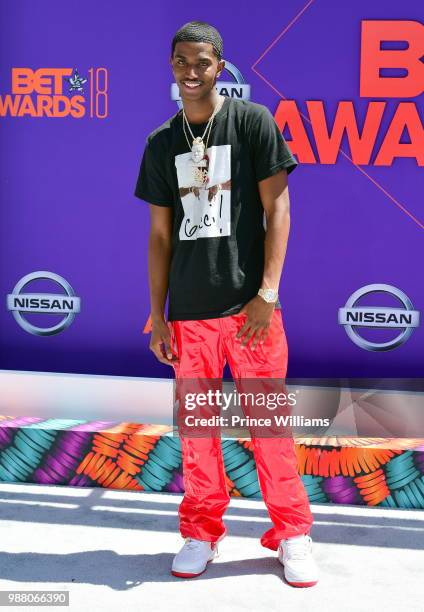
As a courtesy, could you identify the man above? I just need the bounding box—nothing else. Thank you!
[134,21,318,587]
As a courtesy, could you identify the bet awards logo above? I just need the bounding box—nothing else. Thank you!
[338,284,420,351]
[273,20,424,168]
[0,67,109,118]
[171,61,250,109]
[6,271,81,336]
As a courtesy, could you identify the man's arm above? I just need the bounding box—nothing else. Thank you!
[148,204,178,364]
[236,168,290,348]
[259,168,290,291]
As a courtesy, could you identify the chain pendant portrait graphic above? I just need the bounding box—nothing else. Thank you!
[175,144,232,241]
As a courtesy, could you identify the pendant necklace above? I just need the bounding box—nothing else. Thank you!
[182,95,224,187]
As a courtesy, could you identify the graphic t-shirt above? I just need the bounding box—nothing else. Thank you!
[134,95,298,321]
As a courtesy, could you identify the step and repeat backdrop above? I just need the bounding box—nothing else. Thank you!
[0,2,422,380]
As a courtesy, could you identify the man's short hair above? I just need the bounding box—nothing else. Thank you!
[171,21,223,61]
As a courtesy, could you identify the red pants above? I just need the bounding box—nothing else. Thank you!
[168,308,314,551]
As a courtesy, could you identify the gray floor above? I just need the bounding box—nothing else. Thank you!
[0,483,423,612]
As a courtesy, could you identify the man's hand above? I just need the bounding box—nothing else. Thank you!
[236,295,276,349]
[208,184,220,201]
[179,186,200,199]
[149,319,179,365]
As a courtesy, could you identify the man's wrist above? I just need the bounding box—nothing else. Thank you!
[257,287,279,303]
[151,313,166,324]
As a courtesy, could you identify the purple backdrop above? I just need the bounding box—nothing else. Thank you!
[0,1,422,380]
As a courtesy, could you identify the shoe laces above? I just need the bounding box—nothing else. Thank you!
[281,535,311,560]
[184,537,206,550]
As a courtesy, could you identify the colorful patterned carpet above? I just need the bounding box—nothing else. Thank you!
[1,416,424,509]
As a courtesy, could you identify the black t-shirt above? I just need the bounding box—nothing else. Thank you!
[134,96,298,321]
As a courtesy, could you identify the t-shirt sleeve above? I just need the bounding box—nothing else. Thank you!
[134,136,174,207]
[249,104,298,182]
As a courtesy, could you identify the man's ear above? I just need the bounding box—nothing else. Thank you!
[216,59,225,79]
[169,56,176,79]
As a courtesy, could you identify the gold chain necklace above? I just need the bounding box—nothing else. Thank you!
[182,95,224,165]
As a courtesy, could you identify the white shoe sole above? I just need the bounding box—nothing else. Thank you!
[172,547,218,578]
[278,553,318,588]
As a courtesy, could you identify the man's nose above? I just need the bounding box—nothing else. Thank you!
[184,65,199,80]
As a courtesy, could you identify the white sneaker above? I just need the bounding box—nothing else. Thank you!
[171,537,218,578]
[278,534,318,587]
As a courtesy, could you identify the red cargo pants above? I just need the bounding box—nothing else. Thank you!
[168,308,314,551]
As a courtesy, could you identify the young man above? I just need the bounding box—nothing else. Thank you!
[134,21,318,587]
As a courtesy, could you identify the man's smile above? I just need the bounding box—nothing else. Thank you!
[181,80,203,90]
